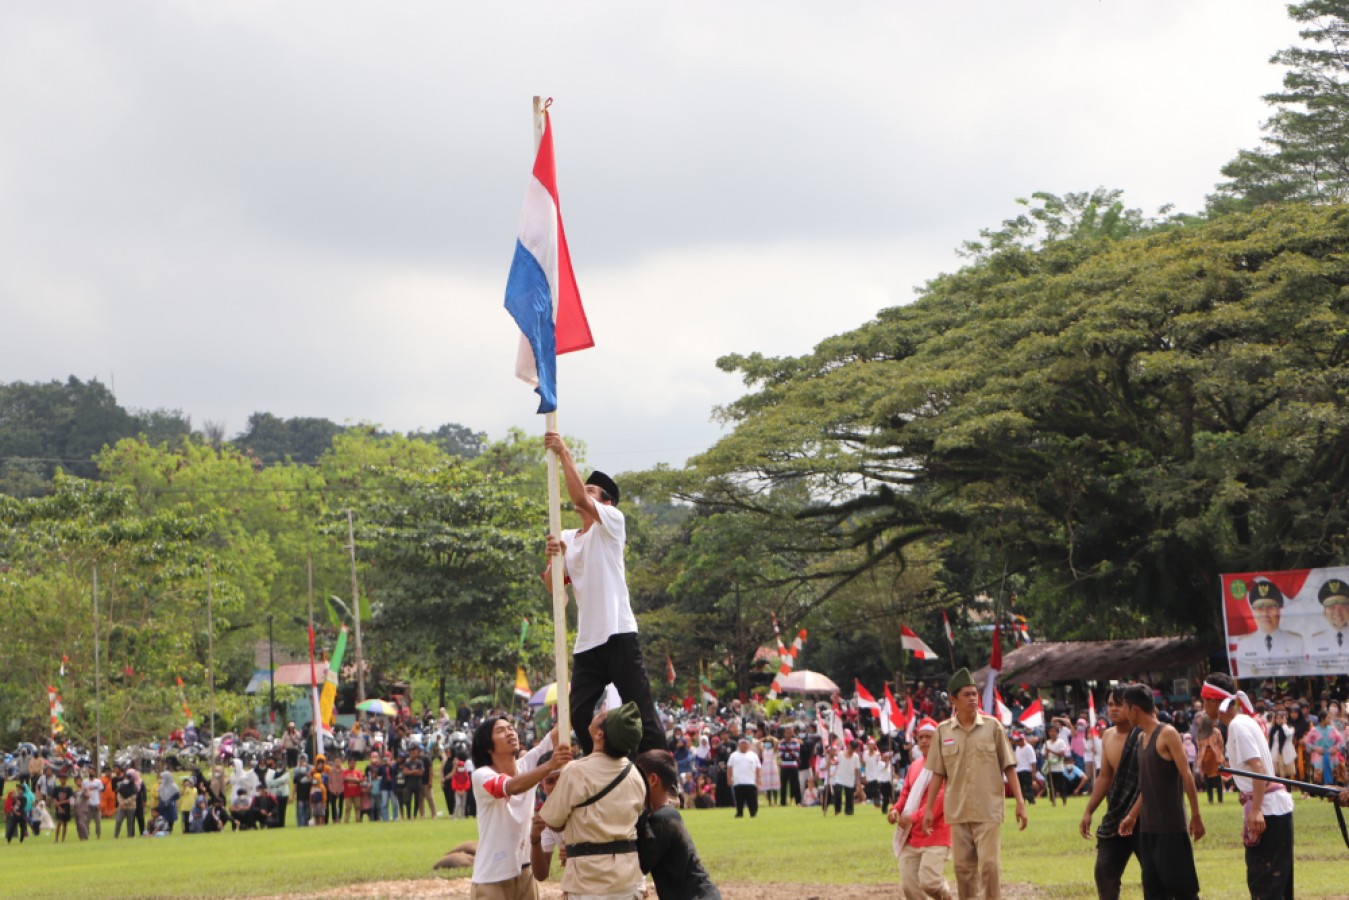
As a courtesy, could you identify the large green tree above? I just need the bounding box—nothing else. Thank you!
[691,204,1349,642]
[1215,1,1349,209]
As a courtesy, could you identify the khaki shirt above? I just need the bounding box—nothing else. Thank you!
[924,712,1014,824]
[539,752,646,896]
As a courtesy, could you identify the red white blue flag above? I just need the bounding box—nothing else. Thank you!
[504,105,594,413]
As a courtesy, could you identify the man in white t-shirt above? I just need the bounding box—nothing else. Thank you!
[727,738,762,819]
[81,768,105,839]
[1012,732,1038,804]
[544,431,665,756]
[1203,673,1294,900]
[469,718,570,900]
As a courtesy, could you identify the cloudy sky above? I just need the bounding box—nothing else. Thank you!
[1,1,1298,473]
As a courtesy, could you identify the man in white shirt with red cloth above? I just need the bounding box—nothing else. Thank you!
[544,432,665,756]
[1203,673,1294,900]
[888,717,952,900]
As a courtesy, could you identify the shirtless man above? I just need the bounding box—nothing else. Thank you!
[1079,686,1142,900]
[1119,683,1205,900]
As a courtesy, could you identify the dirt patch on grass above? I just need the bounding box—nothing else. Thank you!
[263,877,1049,899]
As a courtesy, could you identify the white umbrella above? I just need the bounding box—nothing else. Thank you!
[778,670,840,694]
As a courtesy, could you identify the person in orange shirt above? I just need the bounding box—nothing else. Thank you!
[99,767,117,822]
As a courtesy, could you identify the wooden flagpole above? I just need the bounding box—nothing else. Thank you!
[537,95,571,746]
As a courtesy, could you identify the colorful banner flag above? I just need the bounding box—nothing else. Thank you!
[519,618,530,648]
[514,666,532,701]
[47,686,64,736]
[504,103,594,414]
[766,628,807,699]
[175,676,193,723]
[901,625,937,660]
[1088,691,1097,730]
[319,626,349,734]
[307,625,322,749]
[700,671,716,706]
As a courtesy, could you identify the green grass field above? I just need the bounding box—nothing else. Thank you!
[4,797,1345,898]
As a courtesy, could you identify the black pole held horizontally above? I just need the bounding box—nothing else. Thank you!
[1216,766,1349,850]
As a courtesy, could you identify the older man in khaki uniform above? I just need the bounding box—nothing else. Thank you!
[540,702,648,899]
[921,668,1028,900]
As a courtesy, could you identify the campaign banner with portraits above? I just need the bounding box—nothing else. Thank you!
[1220,567,1349,678]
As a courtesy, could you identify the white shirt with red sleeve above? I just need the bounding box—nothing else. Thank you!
[470,732,553,885]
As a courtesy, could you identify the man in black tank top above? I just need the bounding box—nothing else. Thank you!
[1079,687,1142,900]
[1118,683,1205,900]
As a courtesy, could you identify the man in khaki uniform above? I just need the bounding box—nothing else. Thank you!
[540,702,648,899]
[922,668,1028,900]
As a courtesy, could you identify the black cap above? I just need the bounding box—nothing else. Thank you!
[1318,578,1349,606]
[1250,579,1284,609]
[586,470,620,506]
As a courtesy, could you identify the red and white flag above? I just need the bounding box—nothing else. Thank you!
[993,688,1013,727]
[942,610,955,645]
[665,655,676,686]
[1019,698,1044,730]
[1088,691,1097,730]
[855,680,880,715]
[901,625,937,660]
[982,622,1003,715]
[881,684,907,736]
[904,697,917,741]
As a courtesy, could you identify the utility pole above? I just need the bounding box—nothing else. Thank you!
[93,565,102,772]
[207,564,216,743]
[307,553,322,763]
[346,509,367,717]
[267,614,276,737]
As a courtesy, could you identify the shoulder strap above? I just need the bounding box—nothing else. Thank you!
[576,760,634,809]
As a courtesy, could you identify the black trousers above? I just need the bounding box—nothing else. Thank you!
[1095,833,1139,900]
[732,784,758,818]
[1246,812,1294,900]
[832,783,856,816]
[1138,831,1199,900]
[570,632,667,756]
[779,767,802,806]
[1017,769,1035,803]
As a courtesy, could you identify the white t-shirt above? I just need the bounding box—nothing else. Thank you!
[471,732,554,885]
[727,750,761,786]
[82,778,104,808]
[833,752,861,788]
[1014,744,1038,772]
[562,503,639,654]
[863,750,888,782]
[1227,714,1294,817]
[1045,737,1068,773]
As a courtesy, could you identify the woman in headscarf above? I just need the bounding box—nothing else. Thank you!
[1268,707,1297,779]
[266,761,291,827]
[693,734,713,782]
[156,770,180,833]
[228,758,259,805]
[208,765,228,804]
[186,795,208,833]
[125,767,146,836]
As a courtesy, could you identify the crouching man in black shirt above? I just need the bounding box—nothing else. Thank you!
[635,750,720,900]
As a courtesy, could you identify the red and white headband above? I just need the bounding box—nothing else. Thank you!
[1201,681,1253,715]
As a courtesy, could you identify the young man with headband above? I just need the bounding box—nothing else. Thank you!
[1203,673,1295,900]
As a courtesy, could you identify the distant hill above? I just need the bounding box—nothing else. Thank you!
[0,377,484,497]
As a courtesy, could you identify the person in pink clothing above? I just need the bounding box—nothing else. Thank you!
[888,718,952,900]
